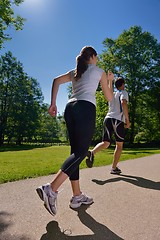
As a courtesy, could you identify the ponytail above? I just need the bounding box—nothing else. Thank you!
[74,55,88,80]
[74,46,97,80]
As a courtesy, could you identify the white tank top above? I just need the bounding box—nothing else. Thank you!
[68,64,104,106]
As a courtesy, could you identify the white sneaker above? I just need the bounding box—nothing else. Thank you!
[70,193,93,209]
[36,183,58,216]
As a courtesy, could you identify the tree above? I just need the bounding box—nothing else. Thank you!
[0,51,44,145]
[98,26,160,144]
[0,0,25,49]
[92,91,108,144]
[139,81,160,144]
[35,103,62,143]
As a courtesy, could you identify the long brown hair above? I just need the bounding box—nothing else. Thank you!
[74,46,97,80]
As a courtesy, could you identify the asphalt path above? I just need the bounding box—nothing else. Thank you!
[0,154,160,240]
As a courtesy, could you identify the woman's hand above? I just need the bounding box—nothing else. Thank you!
[107,71,114,81]
[48,104,57,117]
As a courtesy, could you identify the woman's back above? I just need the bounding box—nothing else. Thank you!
[69,64,104,105]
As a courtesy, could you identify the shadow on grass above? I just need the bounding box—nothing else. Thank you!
[118,147,160,156]
[101,147,160,156]
[122,151,155,155]
[0,144,51,152]
[41,205,123,240]
[92,174,160,191]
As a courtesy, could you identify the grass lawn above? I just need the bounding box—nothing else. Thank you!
[0,145,160,184]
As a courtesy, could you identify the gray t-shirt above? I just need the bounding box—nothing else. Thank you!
[106,89,129,123]
[68,64,104,106]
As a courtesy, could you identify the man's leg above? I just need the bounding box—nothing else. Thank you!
[111,119,125,174]
[92,141,110,155]
[86,118,113,168]
[111,141,123,174]
[86,141,110,168]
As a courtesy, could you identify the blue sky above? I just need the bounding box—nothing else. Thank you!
[1,0,160,114]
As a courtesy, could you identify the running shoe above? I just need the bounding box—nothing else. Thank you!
[86,150,94,168]
[110,167,122,174]
[70,193,93,209]
[36,183,58,216]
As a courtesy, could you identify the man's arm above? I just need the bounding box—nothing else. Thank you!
[121,99,130,128]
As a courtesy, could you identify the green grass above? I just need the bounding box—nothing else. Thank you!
[0,145,160,184]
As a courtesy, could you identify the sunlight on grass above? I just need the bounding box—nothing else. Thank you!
[0,145,160,183]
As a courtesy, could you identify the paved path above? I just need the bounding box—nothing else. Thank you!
[0,154,160,240]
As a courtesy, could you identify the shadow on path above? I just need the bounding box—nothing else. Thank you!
[41,205,123,240]
[0,211,11,234]
[92,174,160,190]
[0,211,31,240]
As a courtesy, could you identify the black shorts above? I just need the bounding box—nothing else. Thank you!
[102,118,125,142]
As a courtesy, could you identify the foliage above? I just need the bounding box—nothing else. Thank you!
[35,103,65,143]
[1,25,160,146]
[134,81,160,143]
[0,0,25,49]
[56,114,68,142]
[92,91,108,144]
[0,51,44,145]
[0,52,69,145]
[97,26,160,144]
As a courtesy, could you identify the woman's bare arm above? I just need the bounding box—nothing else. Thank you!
[100,71,114,101]
[48,72,71,116]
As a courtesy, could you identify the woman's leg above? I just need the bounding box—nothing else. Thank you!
[36,101,95,215]
[48,101,95,194]
[70,180,81,196]
[64,101,96,196]
[62,101,96,178]
[50,170,68,192]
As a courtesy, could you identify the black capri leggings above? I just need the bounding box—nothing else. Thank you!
[61,100,96,180]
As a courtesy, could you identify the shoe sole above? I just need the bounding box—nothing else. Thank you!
[70,199,94,209]
[44,202,56,216]
[86,158,93,168]
[110,171,121,175]
[36,186,56,216]
[36,187,44,201]
[86,152,94,168]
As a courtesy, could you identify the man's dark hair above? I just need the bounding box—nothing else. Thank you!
[115,77,125,89]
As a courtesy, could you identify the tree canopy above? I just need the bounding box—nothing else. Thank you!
[96,26,160,144]
[0,51,44,144]
[0,0,25,49]
[1,25,160,146]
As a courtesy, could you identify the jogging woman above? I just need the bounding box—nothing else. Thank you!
[36,46,114,216]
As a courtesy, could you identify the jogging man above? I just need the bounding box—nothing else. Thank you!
[86,77,130,174]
